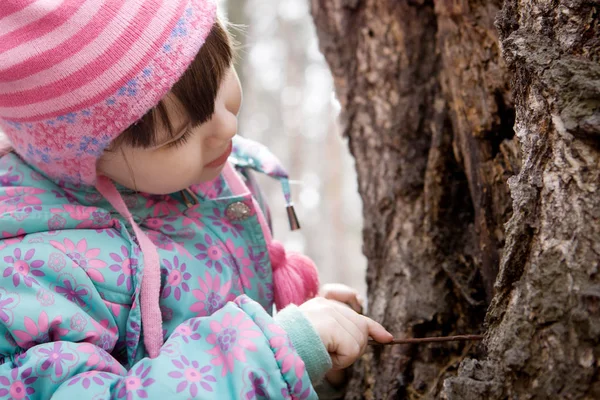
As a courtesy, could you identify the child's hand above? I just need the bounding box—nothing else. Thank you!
[299,297,393,371]
[317,284,369,388]
[319,283,364,314]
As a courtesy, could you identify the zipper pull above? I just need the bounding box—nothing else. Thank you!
[280,178,300,231]
[180,188,199,208]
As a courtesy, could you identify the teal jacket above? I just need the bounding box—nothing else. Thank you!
[0,136,334,399]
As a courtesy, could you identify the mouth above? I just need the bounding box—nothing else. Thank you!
[204,141,233,168]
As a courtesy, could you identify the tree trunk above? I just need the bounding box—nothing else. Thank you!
[310,0,599,398]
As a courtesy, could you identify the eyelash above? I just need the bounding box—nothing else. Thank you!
[164,126,193,149]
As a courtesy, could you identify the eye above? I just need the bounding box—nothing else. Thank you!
[164,126,194,149]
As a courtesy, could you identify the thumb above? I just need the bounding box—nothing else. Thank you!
[320,284,363,313]
[366,317,393,343]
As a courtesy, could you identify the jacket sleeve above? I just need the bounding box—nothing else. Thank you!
[0,238,320,399]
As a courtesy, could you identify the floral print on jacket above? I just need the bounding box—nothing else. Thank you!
[0,136,317,399]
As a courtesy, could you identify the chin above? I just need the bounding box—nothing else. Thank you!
[142,179,200,195]
[198,166,225,182]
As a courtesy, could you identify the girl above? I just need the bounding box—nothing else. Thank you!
[0,1,392,399]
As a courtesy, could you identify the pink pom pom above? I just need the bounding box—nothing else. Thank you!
[269,240,319,310]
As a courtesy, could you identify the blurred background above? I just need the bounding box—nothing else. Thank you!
[221,0,367,296]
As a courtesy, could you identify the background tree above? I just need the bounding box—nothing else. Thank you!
[311,0,599,398]
[222,0,369,298]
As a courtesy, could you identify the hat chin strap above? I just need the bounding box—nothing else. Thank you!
[96,175,163,358]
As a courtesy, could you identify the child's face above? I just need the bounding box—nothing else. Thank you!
[97,68,242,194]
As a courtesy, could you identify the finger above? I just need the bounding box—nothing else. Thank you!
[365,317,393,343]
[351,294,366,315]
[331,304,366,347]
[327,305,368,369]
[332,301,392,344]
[320,284,363,313]
[332,303,374,358]
[319,283,341,296]
[327,326,359,370]
[320,283,359,299]
[346,295,363,314]
[329,352,352,371]
[329,297,363,314]
[327,299,361,314]
[357,294,365,309]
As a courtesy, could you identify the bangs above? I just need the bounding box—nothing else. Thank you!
[112,20,233,149]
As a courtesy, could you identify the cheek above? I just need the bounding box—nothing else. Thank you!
[99,136,211,194]
[134,147,206,193]
[97,152,134,187]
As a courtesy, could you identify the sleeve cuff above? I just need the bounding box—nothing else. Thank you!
[274,304,332,384]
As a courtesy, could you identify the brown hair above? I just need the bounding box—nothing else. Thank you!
[111,20,233,149]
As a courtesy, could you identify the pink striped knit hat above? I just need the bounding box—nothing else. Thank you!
[0,0,217,186]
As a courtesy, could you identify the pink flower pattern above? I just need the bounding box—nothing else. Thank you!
[47,252,67,272]
[190,272,236,317]
[36,289,55,306]
[109,246,136,291]
[116,363,155,400]
[87,319,119,352]
[144,196,180,217]
[0,164,23,186]
[195,234,227,273]
[67,371,113,389]
[53,273,91,308]
[49,204,96,221]
[0,367,37,399]
[222,239,255,291]
[70,313,87,332]
[171,319,202,344]
[206,312,261,376]
[168,356,216,396]
[0,187,45,214]
[13,311,68,349]
[179,209,204,228]
[49,238,107,282]
[269,324,306,379]
[193,176,225,199]
[48,214,67,230]
[161,256,191,301]
[0,288,19,325]
[78,343,124,374]
[144,217,164,231]
[146,231,175,251]
[2,247,45,287]
[34,342,79,382]
[207,208,243,238]
[0,229,25,252]
[241,367,271,400]
[49,204,106,229]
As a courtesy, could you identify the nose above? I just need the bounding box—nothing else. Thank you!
[204,112,237,149]
[225,68,242,116]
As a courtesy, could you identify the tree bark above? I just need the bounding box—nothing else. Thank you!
[310,0,599,398]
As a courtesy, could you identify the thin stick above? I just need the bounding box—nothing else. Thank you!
[368,334,483,345]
